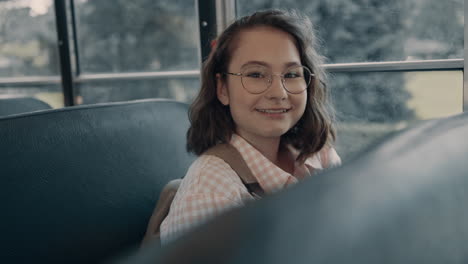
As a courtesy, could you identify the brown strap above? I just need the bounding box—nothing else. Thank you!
[243,182,265,198]
[141,179,181,247]
[204,143,265,197]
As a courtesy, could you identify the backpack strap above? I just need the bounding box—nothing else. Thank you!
[204,143,265,198]
[141,143,264,247]
[141,179,181,247]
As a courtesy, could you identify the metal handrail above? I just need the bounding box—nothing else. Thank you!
[324,59,463,72]
[0,59,463,86]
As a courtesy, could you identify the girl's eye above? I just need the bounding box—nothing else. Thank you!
[246,72,264,78]
[284,72,301,78]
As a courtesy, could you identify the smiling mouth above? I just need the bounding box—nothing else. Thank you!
[256,108,291,114]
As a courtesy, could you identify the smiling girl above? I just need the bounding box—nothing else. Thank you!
[158,9,341,243]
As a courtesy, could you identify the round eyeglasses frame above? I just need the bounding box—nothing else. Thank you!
[223,65,314,94]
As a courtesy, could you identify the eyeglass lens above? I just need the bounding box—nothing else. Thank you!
[240,65,312,94]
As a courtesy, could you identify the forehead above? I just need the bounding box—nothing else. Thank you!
[229,26,301,70]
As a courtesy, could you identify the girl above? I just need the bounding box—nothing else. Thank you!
[158,9,341,244]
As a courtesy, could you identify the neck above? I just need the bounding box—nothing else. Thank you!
[237,132,281,164]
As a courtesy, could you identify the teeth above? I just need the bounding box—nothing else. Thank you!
[257,109,289,113]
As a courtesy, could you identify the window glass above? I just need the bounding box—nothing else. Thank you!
[77,77,200,105]
[331,71,463,161]
[237,0,464,63]
[74,0,200,73]
[0,0,60,77]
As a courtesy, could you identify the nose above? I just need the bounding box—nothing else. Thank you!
[265,75,287,100]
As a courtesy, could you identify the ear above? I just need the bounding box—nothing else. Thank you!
[216,73,230,105]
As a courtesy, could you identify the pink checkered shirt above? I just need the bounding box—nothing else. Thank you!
[159,134,341,244]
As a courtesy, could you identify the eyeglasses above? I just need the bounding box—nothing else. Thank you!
[224,65,313,94]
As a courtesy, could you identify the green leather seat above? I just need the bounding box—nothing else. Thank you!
[0,97,52,117]
[0,99,194,263]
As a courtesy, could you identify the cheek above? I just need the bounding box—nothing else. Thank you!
[296,93,308,114]
[226,88,248,121]
[228,93,262,127]
[229,95,256,119]
[228,84,259,110]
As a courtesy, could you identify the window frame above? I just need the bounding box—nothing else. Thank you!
[0,0,465,111]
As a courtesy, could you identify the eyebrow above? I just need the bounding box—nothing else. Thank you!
[240,60,302,69]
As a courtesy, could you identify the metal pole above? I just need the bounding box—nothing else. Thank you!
[197,0,218,62]
[464,0,467,112]
[69,0,81,76]
[54,0,75,106]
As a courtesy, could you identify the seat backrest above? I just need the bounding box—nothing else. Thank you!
[0,97,52,117]
[124,113,468,264]
[0,99,195,263]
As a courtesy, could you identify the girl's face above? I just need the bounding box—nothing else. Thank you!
[217,26,308,144]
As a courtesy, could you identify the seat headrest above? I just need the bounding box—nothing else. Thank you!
[0,97,51,117]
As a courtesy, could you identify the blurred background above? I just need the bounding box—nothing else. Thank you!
[0,0,464,161]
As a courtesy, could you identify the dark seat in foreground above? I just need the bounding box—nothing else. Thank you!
[125,113,468,264]
[0,97,52,117]
[0,99,194,263]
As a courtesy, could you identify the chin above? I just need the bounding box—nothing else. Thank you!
[260,127,290,138]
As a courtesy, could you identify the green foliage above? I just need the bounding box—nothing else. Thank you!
[76,0,199,73]
[0,6,58,76]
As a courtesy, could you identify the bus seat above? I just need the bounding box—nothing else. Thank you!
[0,99,195,263]
[123,112,468,264]
[0,97,52,117]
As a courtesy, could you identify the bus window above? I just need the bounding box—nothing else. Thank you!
[0,0,63,107]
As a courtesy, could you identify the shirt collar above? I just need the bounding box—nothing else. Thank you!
[285,145,323,171]
[230,134,298,194]
[304,153,323,170]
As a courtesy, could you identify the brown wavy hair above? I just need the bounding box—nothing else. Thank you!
[187,9,336,163]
